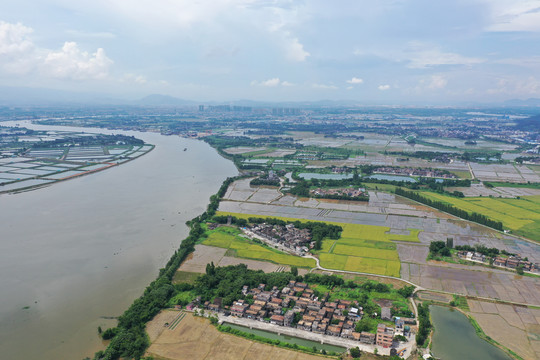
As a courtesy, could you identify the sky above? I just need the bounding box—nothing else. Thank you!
[1,0,540,104]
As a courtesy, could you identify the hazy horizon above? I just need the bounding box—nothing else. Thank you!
[1,1,540,104]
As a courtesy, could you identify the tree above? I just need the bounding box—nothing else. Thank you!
[290,266,298,277]
[101,327,118,340]
[440,246,451,257]
[446,237,454,249]
[516,265,524,275]
[350,347,361,358]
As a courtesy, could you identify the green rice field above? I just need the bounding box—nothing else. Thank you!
[201,227,316,268]
[420,192,540,241]
[216,211,421,277]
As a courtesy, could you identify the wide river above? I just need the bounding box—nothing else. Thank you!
[0,121,238,359]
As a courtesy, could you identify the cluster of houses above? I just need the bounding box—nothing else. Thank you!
[245,223,312,254]
[199,281,412,349]
[373,166,457,179]
[456,251,539,273]
[310,187,368,199]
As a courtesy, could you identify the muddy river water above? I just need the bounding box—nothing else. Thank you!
[0,121,237,359]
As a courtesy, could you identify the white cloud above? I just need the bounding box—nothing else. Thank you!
[123,73,147,84]
[0,21,113,81]
[261,78,281,87]
[312,83,338,90]
[487,76,540,96]
[43,42,113,80]
[484,0,540,32]
[346,86,353,90]
[346,77,364,84]
[406,46,484,68]
[378,84,391,91]
[66,30,116,39]
[427,75,447,89]
[251,78,293,87]
[414,75,448,92]
[282,36,309,62]
[0,21,34,56]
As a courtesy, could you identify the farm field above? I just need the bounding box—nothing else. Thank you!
[146,311,325,360]
[467,299,540,360]
[201,227,316,268]
[216,212,421,277]
[420,192,540,241]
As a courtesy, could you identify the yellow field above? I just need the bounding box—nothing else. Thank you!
[202,230,316,268]
[420,193,540,240]
[216,211,419,277]
[147,311,326,360]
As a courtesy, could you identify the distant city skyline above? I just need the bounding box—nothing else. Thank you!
[1,1,540,104]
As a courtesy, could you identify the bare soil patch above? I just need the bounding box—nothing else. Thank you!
[467,299,540,360]
[177,245,226,273]
[146,311,326,360]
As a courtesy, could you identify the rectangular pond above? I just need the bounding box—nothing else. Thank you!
[366,174,417,182]
[222,322,346,353]
[298,173,353,180]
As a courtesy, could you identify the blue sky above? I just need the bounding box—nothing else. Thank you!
[1,0,539,103]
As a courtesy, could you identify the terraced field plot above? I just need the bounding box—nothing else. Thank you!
[216,212,421,277]
[201,227,316,268]
[420,192,540,241]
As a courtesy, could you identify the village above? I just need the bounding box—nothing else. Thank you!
[186,281,416,357]
[372,166,458,179]
[310,187,368,199]
[243,223,313,255]
[456,250,540,273]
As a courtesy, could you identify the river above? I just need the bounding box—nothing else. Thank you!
[0,121,238,359]
[430,305,512,360]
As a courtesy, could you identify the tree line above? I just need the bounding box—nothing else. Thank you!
[416,302,431,346]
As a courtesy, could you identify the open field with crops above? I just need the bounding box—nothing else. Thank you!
[146,311,325,360]
[420,192,540,241]
[216,212,421,277]
[201,227,316,268]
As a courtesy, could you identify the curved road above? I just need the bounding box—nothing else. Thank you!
[303,254,540,309]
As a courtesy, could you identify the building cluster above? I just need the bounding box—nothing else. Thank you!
[373,167,457,179]
[310,187,367,198]
[457,251,539,272]
[202,281,412,349]
[247,224,312,254]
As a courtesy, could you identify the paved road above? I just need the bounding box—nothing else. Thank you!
[218,313,415,357]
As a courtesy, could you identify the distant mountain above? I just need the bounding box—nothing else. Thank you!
[137,94,197,106]
[503,98,540,107]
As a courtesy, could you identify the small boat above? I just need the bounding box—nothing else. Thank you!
[184,148,187,151]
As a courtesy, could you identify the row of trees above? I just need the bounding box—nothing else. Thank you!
[395,188,503,231]
[249,177,280,186]
[455,244,515,258]
[416,302,431,346]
